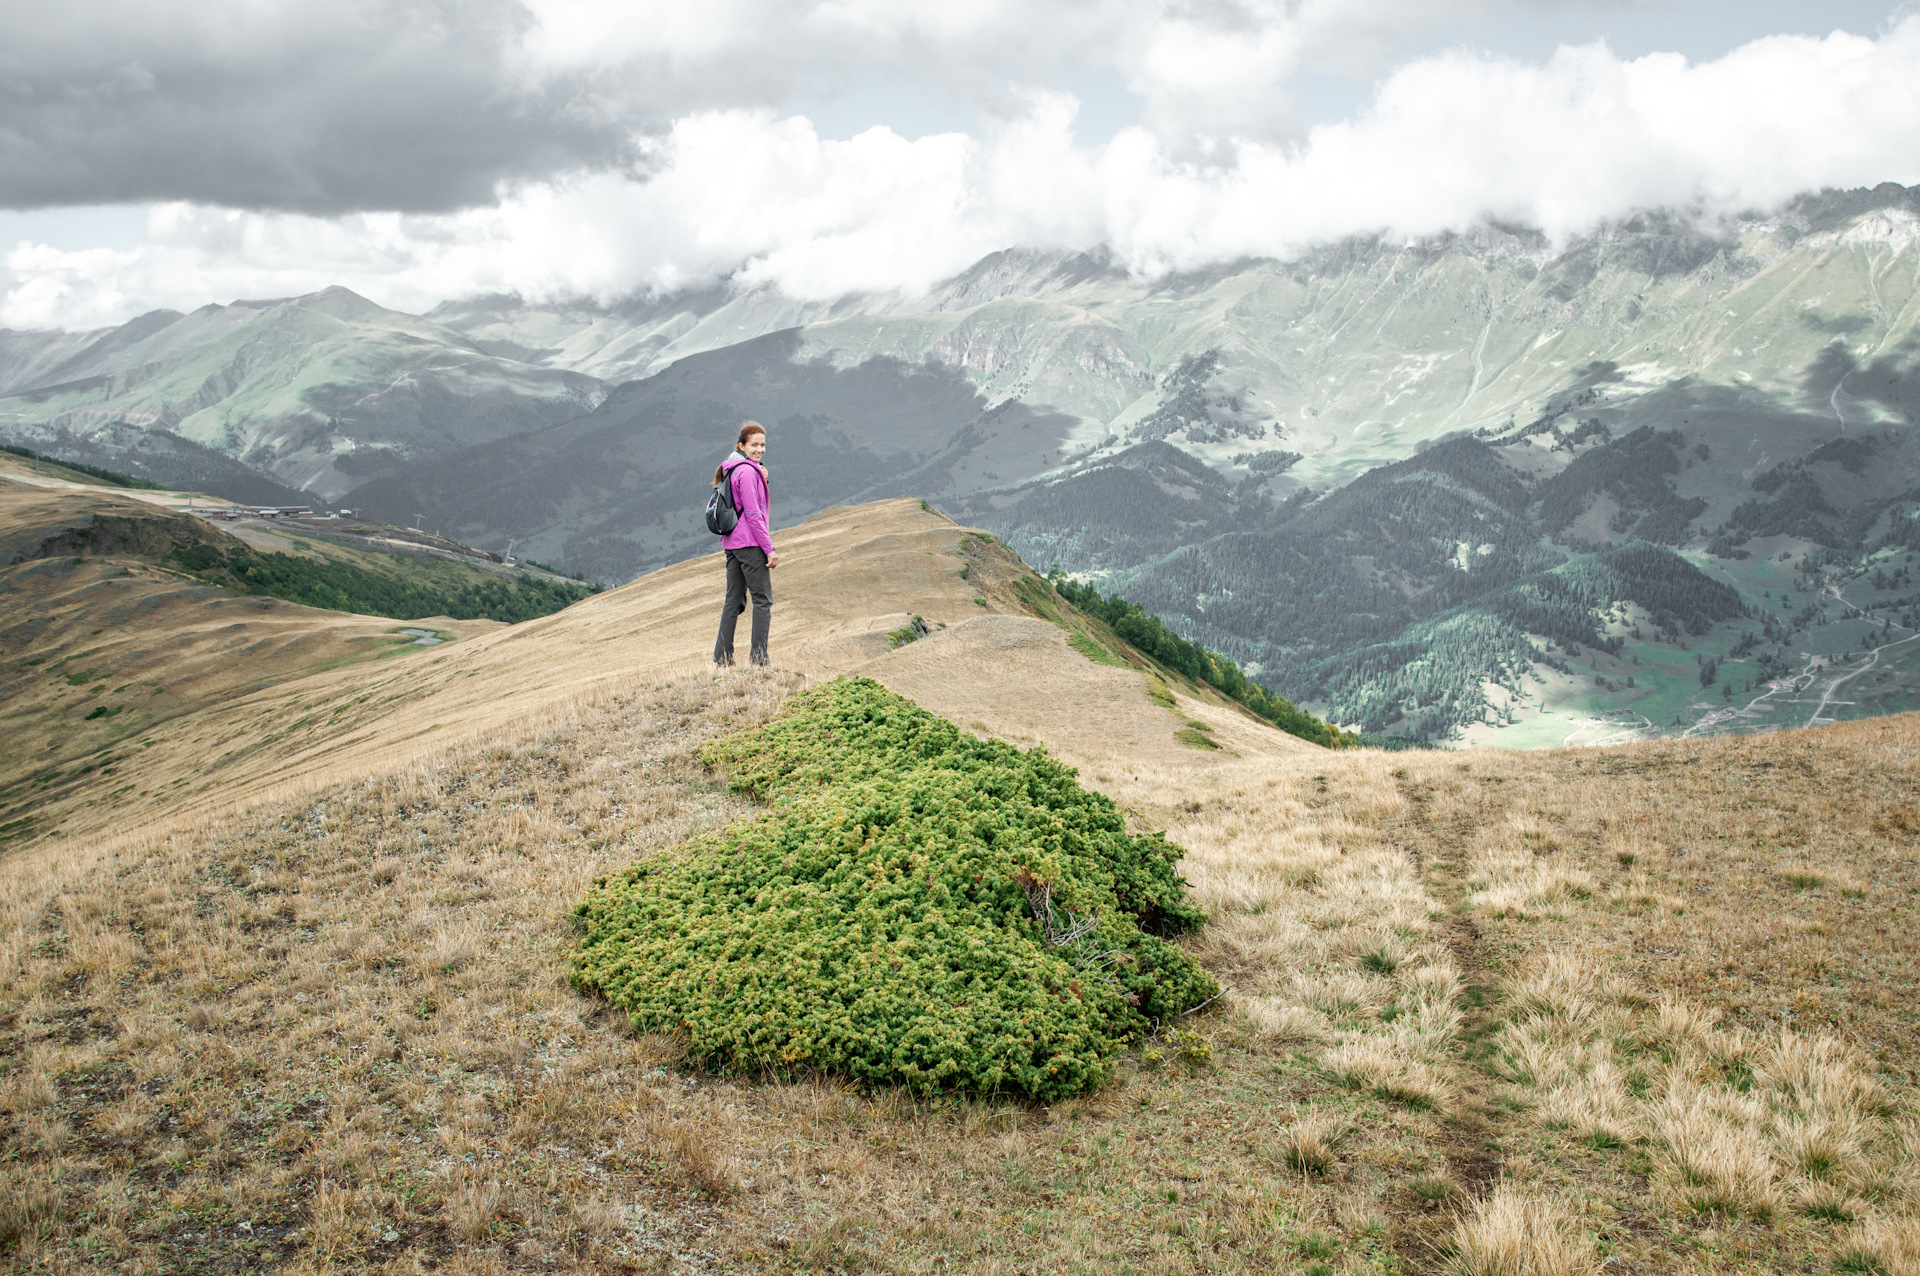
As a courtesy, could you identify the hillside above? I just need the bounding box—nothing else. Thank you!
[964,430,1920,744]
[0,287,605,501]
[0,466,611,847]
[357,188,1920,604]
[4,186,1920,746]
[2,490,1918,1274]
[0,490,1285,853]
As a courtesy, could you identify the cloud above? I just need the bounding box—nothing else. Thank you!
[0,0,635,215]
[5,17,1920,329]
[0,0,1509,216]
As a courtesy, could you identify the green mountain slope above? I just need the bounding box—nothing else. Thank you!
[0,287,608,502]
[5,491,597,626]
[967,425,1920,744]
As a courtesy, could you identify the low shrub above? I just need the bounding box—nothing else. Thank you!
[571,677,1217,1100]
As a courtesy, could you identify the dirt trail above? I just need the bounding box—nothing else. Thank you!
[1388,768,1510,1216]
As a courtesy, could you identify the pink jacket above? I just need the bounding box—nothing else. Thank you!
[720,454,773,554]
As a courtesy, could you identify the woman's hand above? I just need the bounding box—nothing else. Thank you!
[768,549,780,569]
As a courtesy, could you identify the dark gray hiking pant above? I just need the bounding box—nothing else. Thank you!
[714,546,772,666]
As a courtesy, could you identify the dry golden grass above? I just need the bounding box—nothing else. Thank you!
[1843,1213,1920,1275]
[4,492,1263,858]
[0,668,1494,1276]
[1069,724,1920,1273]
[8,490,1920,1273]
[1484,949,1910,1225]
[0,478,505,849]
[2,670,789,1271]
[1273,1111,1346,1176]
[1443,1186,1601,1276]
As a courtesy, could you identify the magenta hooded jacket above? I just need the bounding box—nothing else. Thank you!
[719,454,773,554]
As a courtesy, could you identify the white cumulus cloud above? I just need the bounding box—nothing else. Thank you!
[5,16,1919,330]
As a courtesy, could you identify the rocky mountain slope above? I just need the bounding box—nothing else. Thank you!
[0,287,606,501]
[4,183,1918,742]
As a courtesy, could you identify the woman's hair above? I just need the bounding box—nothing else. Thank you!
[714,420,767,486]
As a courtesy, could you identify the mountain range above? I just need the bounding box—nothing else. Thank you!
[4,181,1919,743]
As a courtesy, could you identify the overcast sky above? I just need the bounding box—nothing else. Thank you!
[2,0,1916,330]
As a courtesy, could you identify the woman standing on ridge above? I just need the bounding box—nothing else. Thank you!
[713,421,778,667]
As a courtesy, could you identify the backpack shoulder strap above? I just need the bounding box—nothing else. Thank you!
[728,458,767,503]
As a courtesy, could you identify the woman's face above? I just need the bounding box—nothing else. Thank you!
[743,433,767,461]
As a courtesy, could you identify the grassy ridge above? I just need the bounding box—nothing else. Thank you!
[165,540,597,623]
[1,444,165,489]
[571,677,1217,1099]
[1048,573,1358,748]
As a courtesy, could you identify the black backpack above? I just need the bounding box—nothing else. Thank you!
[705,465,741,535]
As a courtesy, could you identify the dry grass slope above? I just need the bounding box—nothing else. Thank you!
[1078,721,1920,1273]
[1,493,1283,856]
[0,478,506,850]
[3,492,1919,1273]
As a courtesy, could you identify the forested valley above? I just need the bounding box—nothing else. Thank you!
[960,421,1920,742]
